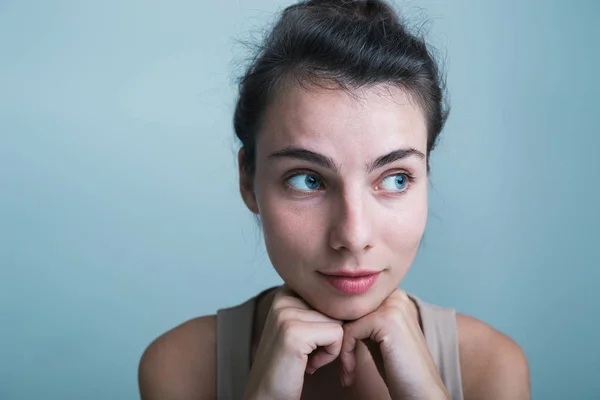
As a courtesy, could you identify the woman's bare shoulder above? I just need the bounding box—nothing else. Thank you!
[456,313,530,400]
[138,315,217,400]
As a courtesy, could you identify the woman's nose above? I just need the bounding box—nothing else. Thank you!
[328,191,374,254]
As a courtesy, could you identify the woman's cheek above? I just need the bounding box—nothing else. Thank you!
[382,193,428,252]
[260,199,320,262]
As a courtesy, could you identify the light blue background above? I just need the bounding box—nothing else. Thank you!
[1,1,599,399]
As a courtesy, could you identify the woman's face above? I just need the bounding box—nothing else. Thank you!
[240,83,429,321]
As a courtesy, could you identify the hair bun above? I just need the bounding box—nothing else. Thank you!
[306,0,399,24]
[234,0,448,175]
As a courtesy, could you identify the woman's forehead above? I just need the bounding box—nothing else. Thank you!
[258,84,428,157]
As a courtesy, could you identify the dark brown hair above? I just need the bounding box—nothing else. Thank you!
[233,0,449,175]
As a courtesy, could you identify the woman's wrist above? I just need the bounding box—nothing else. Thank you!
[423,384,451,400]
[243,390,277,400]
[243,380,290,400]
[389,382,450,400]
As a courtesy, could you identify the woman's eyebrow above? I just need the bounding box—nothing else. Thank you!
[268,147,339,172]
[267,146,424,173]
[366,148,425,173]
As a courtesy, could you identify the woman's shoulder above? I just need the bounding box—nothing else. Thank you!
[455,312,530,399]
[138,315,217,400]
[137,290,270,399]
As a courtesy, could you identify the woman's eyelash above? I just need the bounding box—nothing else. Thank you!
[404,172,416,183]
[284,171,325,193]
[376,172,415,194]
[283,171,416,195]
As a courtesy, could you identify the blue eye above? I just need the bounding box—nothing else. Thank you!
[379,174,409,192]
[287,173,323,191]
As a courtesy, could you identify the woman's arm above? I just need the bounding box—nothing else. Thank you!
[458,314,531,400]
[138,316,217,400]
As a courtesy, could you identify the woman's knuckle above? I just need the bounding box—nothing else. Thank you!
[279,320,301,346]
[333,323,344,337]
[280,319,298,335]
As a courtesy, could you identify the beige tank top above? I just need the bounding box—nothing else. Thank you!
[216,288,464,400]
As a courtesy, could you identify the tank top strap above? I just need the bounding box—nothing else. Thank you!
[216,294,256,400]
[409,293,465,400]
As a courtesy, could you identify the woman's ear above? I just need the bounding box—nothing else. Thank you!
[238,148,259,214]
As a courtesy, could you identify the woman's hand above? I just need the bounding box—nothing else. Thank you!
[243,286,344,400]
[340,289,450,400]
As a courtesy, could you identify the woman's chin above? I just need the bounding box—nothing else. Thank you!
[284,279,395,321]
[310,295,382,321]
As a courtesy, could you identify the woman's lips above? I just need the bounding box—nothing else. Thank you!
[319,270,381,294]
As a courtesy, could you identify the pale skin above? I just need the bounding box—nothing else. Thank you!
[138,83,531,399]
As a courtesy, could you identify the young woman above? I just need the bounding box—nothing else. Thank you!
[138,1,530,399]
